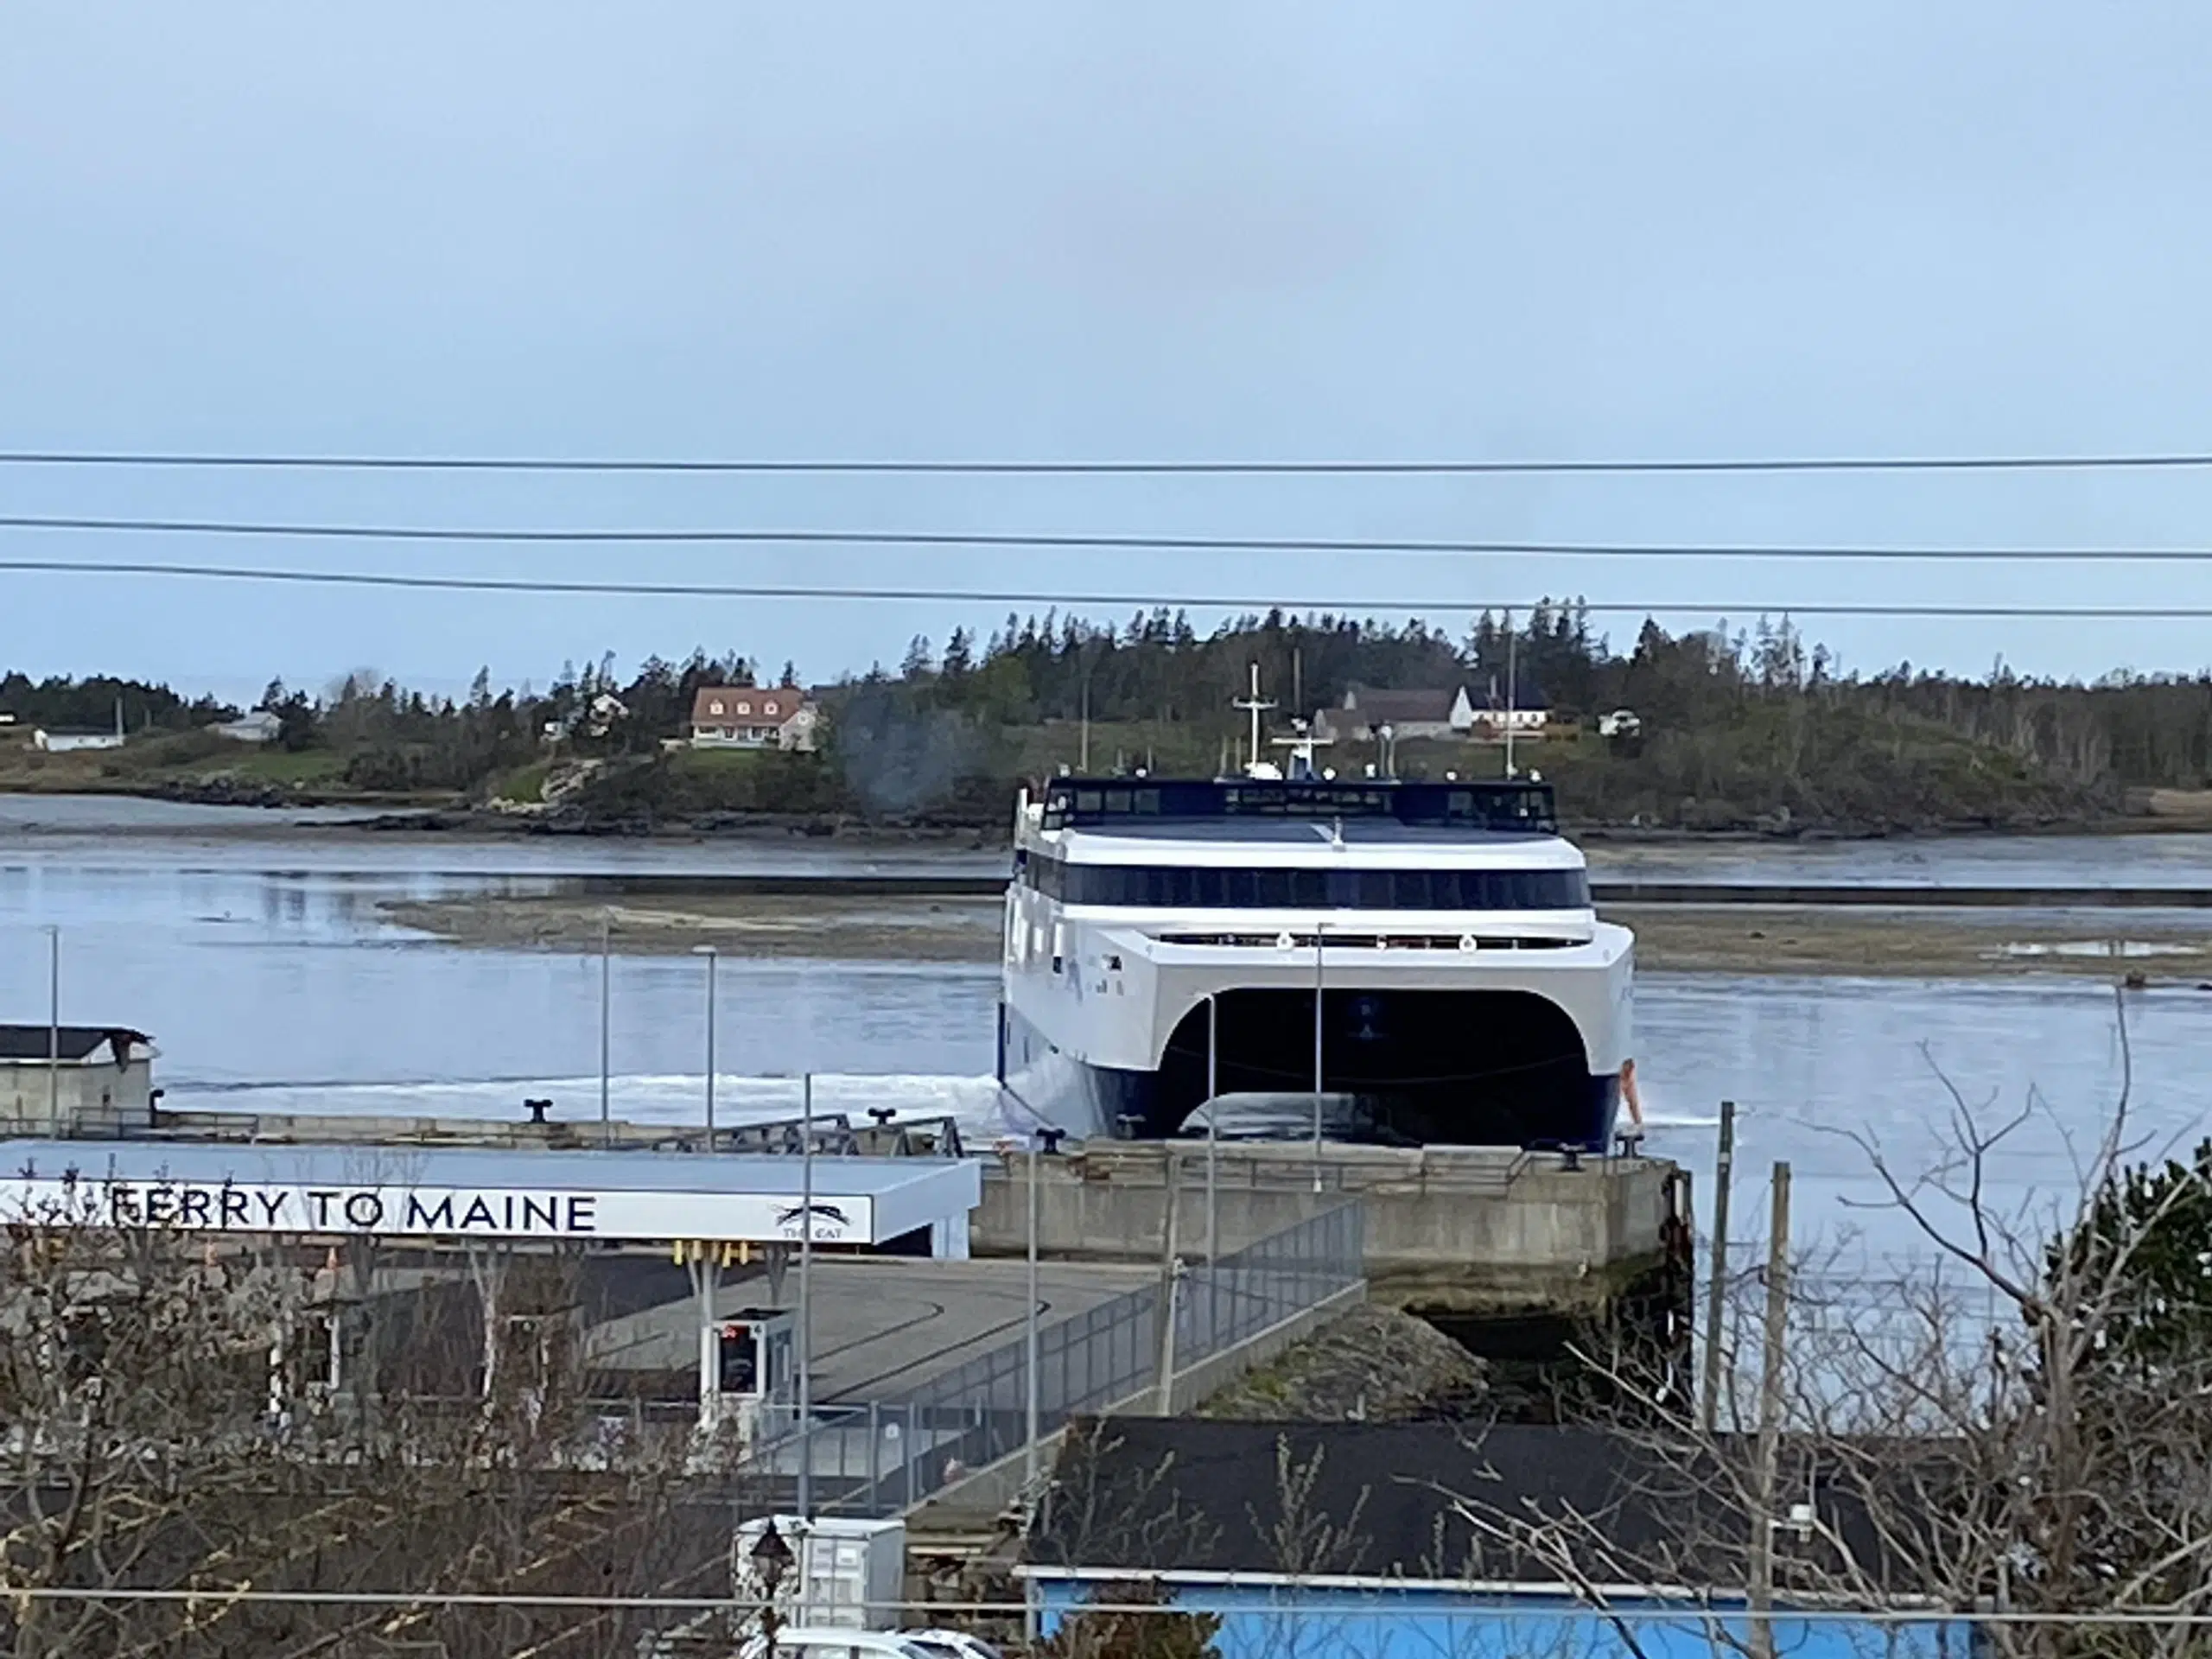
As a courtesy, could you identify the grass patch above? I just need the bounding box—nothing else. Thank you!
[670,746,772,775]
[485,760,554,804]
[220,748,354,786]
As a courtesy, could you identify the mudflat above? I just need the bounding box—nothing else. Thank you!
[380,893,2212,982]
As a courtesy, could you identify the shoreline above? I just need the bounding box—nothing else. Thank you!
[3,785,2205,849]
[378,892,2212,982]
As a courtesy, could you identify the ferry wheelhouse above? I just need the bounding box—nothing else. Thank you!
[998,776,1634,1149]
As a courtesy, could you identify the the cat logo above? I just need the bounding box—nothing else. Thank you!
[775,1201,852,1241]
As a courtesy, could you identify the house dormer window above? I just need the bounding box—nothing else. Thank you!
[708,699,724,715]
[764,700,779,715]
[735,700,751,715]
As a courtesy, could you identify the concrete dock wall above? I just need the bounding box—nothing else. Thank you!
[972,1142,1684,1316]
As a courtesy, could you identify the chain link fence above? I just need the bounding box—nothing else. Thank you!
[746,1201,1365,1516]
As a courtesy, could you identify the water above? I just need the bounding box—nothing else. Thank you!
[10,793,2212,887]
[5,795,2210,1262]
[1585,831,2212,888]
[0,793,1008,879]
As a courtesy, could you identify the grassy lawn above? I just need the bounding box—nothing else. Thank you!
[671,747,771,775]
[223,748,355,786]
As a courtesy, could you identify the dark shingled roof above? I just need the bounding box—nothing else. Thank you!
[0,1026,149,1065]
[1027,1419,1940,1594]
[1340,686,1462,727]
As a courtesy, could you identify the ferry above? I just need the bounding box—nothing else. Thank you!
[996,726,1636,1150]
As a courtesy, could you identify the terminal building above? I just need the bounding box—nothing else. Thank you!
[0,1024,158,1136]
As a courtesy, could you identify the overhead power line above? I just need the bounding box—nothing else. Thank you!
[3,512,2212,562]
[7,448,2212,476]
[1,556,2204,618]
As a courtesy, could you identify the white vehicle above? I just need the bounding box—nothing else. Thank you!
[998,772,1634,1151]
[740,1629,943,1659]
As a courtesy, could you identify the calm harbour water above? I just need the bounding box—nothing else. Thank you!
[4,796,2211,1261]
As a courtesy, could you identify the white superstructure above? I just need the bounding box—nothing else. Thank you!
[997,777,1634,1149]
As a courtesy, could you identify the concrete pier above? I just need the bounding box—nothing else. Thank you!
[969,1141,1688,1320]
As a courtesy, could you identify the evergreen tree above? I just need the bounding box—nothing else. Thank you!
[1034,1580,1222,1659]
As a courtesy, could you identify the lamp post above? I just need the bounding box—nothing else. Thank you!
[46,925,60,1136]
[798,1073,815,1521]
[1023,1126,1041,1494]
[1205,993,1220,1267]
[598,909,613,1148]
[1311,924,1325,1192]
[1504,607,1519,780]
[750,1517,794,1650]
[692,944,719,1151]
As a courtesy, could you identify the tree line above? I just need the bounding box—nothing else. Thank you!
[9,607,2212,824]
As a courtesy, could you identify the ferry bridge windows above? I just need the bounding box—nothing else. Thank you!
[1039,780,1559,832]
[1025,862,1590,910]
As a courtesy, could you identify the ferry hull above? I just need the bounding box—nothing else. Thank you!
[999,1000,1621,1151]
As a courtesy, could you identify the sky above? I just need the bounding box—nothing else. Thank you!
[5,2,2212,704]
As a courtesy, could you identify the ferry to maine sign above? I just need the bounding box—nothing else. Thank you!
[0,1176,869,1244]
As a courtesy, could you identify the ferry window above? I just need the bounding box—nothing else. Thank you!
[1050,863,1587,909]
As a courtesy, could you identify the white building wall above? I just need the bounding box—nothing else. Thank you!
[0,1056,156,1134]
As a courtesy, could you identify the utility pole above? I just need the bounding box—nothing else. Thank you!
[1748,1160,1791,1659]
[1700,1100,1737,1433]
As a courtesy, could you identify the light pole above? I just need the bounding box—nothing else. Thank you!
[692,944,719,1151]
[1311,925,1325,1192]
[1023,1126,1041,1494]
[798,1071,815,1520]
[1504,608,1519,779]
[1205,993,1220,1267]
[598,908,613,1148]
[46,925,60,1135]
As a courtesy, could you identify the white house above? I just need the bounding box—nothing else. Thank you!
[30,696,126,752]
[31,728,125,753]
[1598,709,1643,740]
[0,1025,159,1135]
[1466,673,1550,737]
[209,709,282,744]
[689,686,819,753]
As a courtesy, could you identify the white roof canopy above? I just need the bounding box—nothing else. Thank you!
[0,1140,981,1247]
